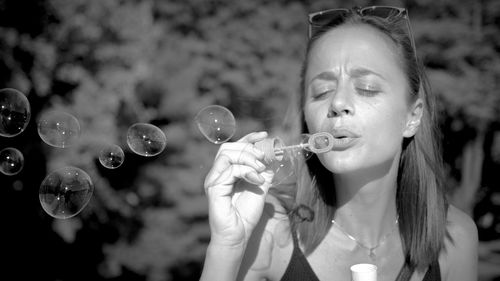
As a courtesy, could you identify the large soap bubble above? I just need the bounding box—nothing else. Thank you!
[194,105,236,144]
[0,147,24,175]
[37,111,81,148]
[127,123,167,157]
[39,166,94,219]
[0,88,31,137]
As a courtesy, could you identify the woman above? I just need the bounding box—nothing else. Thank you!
[200,6,478,281]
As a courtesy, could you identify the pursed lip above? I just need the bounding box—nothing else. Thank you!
[330,128,361,139]
[328,128,361,150]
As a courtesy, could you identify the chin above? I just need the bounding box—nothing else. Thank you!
[317,151,361,174]
[318,148,401,178]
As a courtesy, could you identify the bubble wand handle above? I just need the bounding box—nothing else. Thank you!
[254,137,285,164]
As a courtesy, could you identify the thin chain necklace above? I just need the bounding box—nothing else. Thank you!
[331,216,399,260]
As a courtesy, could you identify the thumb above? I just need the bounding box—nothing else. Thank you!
[258,170,275,195]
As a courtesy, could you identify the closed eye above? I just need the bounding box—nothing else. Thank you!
[312,90,333,100]
[356,88,379,96]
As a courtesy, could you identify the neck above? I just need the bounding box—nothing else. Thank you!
[332,154,400,248]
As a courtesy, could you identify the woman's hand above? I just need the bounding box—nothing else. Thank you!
[204,131,274,248]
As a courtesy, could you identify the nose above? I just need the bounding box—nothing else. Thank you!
[327,85,354,118]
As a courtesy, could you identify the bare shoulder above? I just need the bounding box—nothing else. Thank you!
[236,194,294,281]
[439,204,479,281]
[445,205,478,248]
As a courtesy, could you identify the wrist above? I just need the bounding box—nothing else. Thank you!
[207,238,248,254]
[200,240,248,281]
[208,231,250,249]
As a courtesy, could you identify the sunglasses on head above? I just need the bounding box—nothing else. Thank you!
[308,6,416,57]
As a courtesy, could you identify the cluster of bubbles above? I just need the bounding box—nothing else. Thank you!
[1,88,168,219]
[2,86,329,219]
[0,88,30,176]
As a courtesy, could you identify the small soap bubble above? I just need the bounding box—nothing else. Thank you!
[39,166,94,219]
[298,134,313,160]
[0,147,24,175]
[194,105,236,144]
[127,123,167,157]
[269,148,297,186]
[99,144,125,169]
[38,111,81,148]
[0,88,31,137]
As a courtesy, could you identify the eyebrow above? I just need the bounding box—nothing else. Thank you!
[348,67,386,81]
[309,71,337,84]
[309,67,387,84]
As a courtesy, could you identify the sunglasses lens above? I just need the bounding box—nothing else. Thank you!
[309,10,349,37]
[360,7,402,18]
[310,10,349,27]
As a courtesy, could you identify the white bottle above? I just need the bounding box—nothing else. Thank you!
[350,263,377,281]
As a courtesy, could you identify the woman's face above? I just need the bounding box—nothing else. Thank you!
[304,24,418,174]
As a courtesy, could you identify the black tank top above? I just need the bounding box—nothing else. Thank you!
[280,230,441,281]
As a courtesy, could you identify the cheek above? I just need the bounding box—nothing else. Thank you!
[304,103,327,132]
[365,105,407,147]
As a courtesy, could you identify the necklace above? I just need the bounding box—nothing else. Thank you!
[331,216,399,260]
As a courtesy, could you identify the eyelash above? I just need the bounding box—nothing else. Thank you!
[355,88,379,96]
[311,89,334,100]
[311,88,379,100]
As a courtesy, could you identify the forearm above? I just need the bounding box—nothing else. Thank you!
[200,241,247,281]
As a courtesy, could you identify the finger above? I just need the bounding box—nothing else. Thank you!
[242,170,266,186]
[205,165,265,196]
[206,144,267,189]
[258,170,275,195]
[205,156,266,186]
[215,149,265,175]
[216,142,264,160]
[236,131,268,144]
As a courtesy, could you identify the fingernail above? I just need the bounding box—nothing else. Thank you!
[246,171,265,185]
[255,160,266,171]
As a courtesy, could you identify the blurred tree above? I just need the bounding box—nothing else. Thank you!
[411,0,500,216]
[0,0,310,280]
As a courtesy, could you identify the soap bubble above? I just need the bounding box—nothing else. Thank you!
[195,105,236,144]
[39,166,94,219]
[38,111,81,148]
[127,123,167,157]
[293,134,314,160]
[268,151,296,186]
[99,144,125,169]
[0,147,24,175]
[0,88,31,137]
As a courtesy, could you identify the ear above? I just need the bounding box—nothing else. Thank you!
[403,98,423,138]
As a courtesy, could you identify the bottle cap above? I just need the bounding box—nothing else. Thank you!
[350,263,377,281]
[254,137,284,163]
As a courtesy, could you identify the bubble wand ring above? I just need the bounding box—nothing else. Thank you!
[304,132,334,154]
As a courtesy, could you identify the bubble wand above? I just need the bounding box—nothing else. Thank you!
[254,132,334,164]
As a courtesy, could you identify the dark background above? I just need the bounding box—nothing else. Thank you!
[0,0,499,280]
